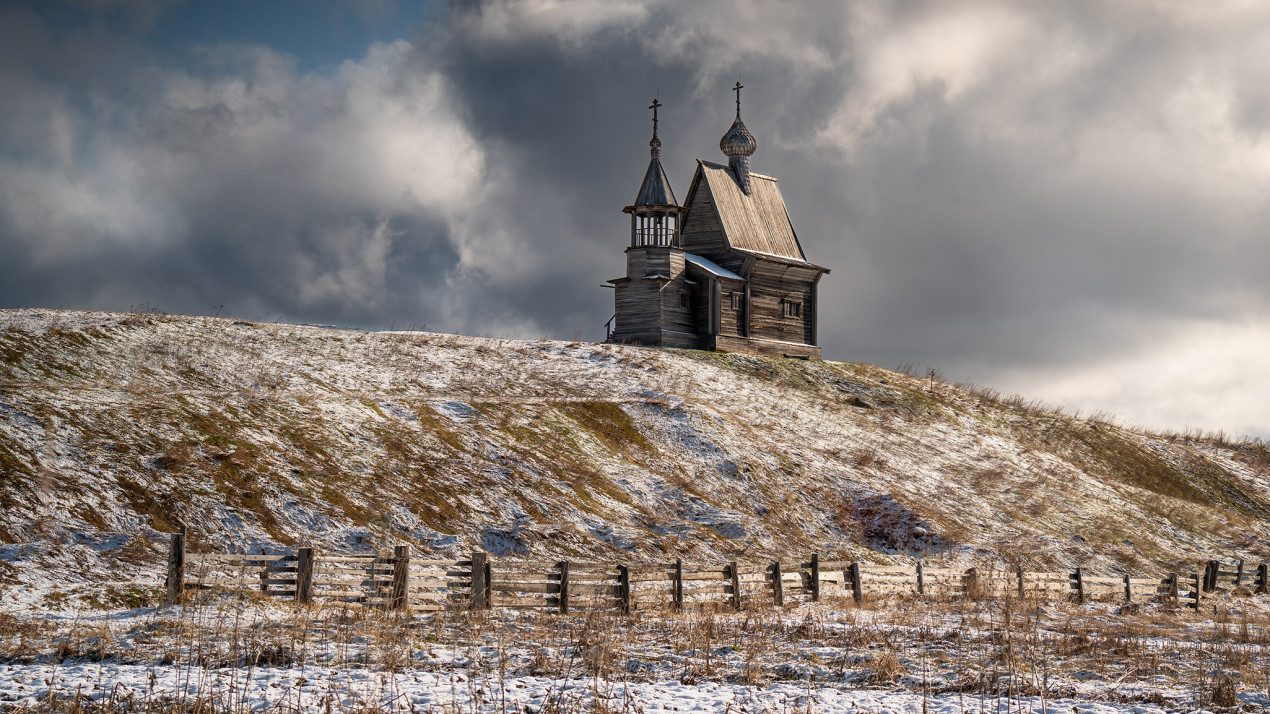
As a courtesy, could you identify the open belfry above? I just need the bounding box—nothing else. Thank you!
[606,84,830,359]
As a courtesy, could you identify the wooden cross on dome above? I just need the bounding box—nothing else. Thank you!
[733,81,743,116]
[649,98,661,132]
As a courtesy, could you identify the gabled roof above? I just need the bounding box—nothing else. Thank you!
[686,160,808,263]
[633,157,677,207]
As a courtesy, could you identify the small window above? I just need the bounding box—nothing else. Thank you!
[679,291,690,309]
[783,300,802,318]
[730,292,742,310]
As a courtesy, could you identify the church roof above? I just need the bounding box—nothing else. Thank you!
[633,156,677,207]
[693,160,808,262]
[685,253,744,281]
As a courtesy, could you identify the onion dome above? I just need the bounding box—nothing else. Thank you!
[719,118,756,158]
[720,81,756,194]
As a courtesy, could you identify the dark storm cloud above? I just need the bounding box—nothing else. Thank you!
[2,0,1269,434]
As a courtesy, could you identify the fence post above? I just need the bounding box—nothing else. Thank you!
[916,561,924,597]
[1017,565,1025,599]
[1204,560,1218,592]
[849,562,862,605]
[470,552,488,610]
[728,562,742,610]
[771,561,784,607]
[1167,572,1179,606]
[964,567,979,601]
[164,526,186,606]
[259,548,272,595]
[1123,573,1132,602]
[389,545,410,612]
[810,553,820,602]
[294,547,313,605]
[673,559,683,612]
[1073,567,1085,604]
[558,561,570,615]
[618,564,632,615]
[1192,572,1202,610]
[1235,560,1245,589]
[1257,563,1269,595]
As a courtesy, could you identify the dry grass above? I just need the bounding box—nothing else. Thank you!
[5,585,1270,712]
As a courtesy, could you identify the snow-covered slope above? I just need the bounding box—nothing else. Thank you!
[2,309,1268,594]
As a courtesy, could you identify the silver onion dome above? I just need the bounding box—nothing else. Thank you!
[719,116,756,157]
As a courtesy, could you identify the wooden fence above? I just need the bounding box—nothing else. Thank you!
[162,530,1270,614]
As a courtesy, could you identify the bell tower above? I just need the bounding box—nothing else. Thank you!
[606,99,692,346]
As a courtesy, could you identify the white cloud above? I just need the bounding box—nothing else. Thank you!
[1000,317,1270,440]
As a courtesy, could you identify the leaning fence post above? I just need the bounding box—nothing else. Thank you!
[558,560,570,615]
[1204,560,1218,592]
[728,562,742,610]
[1073,567,1085,604]
[810,553,821,602]
[916,561,925,597]
[1017,565,1025,599]
[164,526,186,606]
[1192,572,1203,610]
[1167,572,1179,606]
[1235,560,1245,589]
[1123,573,1132,602]
[470,552,488,610]
[849,562,863,605]
[618,564,632,615]
[294,547,313,605]
[389,545,410,612]
[771,561,784,607]
[673,559,683,612]
[1257,563,1269,595]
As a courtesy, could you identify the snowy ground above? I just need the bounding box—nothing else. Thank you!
[2,592,1267,712]
[0,663,1191,713]
[3,308,1269,603]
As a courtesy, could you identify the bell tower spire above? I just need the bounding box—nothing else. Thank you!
[624,98,683,247]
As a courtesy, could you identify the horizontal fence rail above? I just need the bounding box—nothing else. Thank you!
[163,532,1270,615]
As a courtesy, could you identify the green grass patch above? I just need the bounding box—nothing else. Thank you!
[554,401,650,454]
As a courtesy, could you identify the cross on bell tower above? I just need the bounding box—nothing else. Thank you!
[649,98,663,159]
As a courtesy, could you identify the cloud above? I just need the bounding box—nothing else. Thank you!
[3,0,1270,436]
[0,24,490,325]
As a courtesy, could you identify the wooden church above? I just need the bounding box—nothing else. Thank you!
[606,84,830,359]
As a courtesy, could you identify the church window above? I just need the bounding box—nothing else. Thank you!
[730,292,742,310]
[783,300,801,318]
[679,291,690,309]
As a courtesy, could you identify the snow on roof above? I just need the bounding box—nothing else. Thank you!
[684,253,745,281]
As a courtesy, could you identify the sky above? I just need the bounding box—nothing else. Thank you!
[2,0,1269,440]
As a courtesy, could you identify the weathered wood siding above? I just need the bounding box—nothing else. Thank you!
[720,287,743,336]
[747,261,820,345]
[657,251,698,342]
[612,247,675,344]
[708,334,821,359]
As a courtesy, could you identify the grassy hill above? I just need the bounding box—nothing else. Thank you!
[2,308,1268,596]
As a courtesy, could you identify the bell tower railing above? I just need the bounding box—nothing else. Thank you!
[630,210,681,248]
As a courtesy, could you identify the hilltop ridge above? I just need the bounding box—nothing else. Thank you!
[1,309,1268,600]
